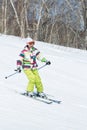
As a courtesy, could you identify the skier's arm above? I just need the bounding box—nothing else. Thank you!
[36,52,46,62]
[36,52,51,65]
[16,50,24,72]
[17,57,23,66]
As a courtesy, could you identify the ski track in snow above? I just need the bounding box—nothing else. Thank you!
[0,34,87,130]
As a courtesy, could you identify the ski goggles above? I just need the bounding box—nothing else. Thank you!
[27,41,35,45]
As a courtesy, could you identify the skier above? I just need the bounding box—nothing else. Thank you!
[16,39,51,97]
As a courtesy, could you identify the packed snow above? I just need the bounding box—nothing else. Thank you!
[0,34,87,130]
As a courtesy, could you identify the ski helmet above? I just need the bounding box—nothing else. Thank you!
[26,38,35,45]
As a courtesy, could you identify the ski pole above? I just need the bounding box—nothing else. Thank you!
[38,64,47,70]
[5,71,18,79]
[5,63,49,79]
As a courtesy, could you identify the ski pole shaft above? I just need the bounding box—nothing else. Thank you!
[5,71,18,79]
[38,64,47,70]
[5,64,47,79]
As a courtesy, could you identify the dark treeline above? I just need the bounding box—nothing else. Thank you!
[0,0,86,49]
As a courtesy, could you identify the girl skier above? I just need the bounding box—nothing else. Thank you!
[17,39,51,97]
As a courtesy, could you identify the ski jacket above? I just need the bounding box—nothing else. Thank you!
[17,45,47,69]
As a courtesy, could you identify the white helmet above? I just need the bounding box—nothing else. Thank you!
[26,37,35,45]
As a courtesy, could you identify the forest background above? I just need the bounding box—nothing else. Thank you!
[0,0,87,49]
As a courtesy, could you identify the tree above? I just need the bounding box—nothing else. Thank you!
[0,0,86,49]
[2,0,7,34]
[83,0,87,49]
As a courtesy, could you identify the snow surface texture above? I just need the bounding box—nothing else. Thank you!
[0,34,87,130]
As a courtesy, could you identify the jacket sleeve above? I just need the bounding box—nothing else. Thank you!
[36,51,47,63]
[17,50,24,66]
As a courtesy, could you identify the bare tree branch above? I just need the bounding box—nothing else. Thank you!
[10,0,20,28]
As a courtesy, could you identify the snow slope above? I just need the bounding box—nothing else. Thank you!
[0,34,87,130]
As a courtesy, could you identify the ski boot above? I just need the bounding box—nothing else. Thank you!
[37,92,47,99]
[27,92,35,97]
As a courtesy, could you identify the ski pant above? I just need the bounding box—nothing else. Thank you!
[23,69,43,92]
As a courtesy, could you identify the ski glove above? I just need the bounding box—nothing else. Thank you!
[46,61,51,65]
[17,67,21,73]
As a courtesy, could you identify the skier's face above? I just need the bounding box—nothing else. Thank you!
[27,41,35,48]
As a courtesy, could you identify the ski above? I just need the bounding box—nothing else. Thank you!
[20,93,52,104]
[47,98,61,104]
[20,92,61,104]
[44,93,62,104]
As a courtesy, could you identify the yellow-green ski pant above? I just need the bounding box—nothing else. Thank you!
[23,69,43,92]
